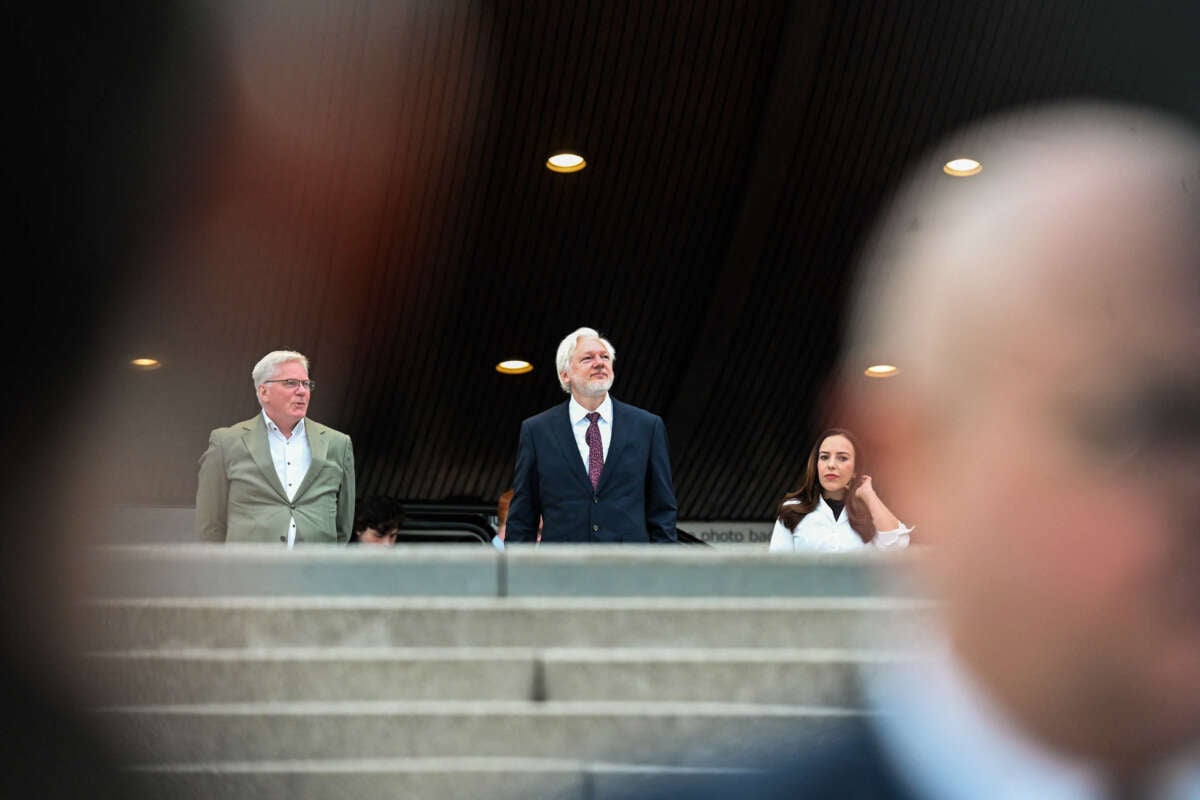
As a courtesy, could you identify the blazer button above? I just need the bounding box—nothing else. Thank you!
[593,496,598,503]
[592,524,599,532]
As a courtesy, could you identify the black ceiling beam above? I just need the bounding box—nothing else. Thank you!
[663,0,834,447]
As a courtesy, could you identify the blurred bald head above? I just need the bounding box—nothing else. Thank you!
[850,103,1199,414]
[844,103,1200,773]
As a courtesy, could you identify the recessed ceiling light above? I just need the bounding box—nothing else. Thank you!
[943,157,982,177]
[496,359,533,375]
[864,364,899,378]
[130,357,162,371]
[546,152,586,173]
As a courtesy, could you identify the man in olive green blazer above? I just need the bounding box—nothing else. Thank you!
[196,350,355,544]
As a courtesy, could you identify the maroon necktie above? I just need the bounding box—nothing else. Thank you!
[585,411,603,489]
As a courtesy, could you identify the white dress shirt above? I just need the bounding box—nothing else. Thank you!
[568,394,613,472]
[866,627,1200,800]
[263,411,311,549]
[767,496,911,552]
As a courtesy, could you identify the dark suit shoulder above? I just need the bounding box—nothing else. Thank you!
[523,400,570,427]
[752,719,918,800]
[611,397,662,424]
[609,719,917,800]
[523,398,664,429]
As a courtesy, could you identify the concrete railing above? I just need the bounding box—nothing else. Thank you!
[85,543,926,598]
[81,545,930,799]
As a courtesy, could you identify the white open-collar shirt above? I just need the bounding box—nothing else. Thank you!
[568,394,613,472]
[768,495,911,552]
[263,410,311,549]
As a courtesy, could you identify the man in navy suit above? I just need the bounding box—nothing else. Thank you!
[506,327,678,543]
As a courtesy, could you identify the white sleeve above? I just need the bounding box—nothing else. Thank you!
[872,522,914,550]
[767,517,795,552]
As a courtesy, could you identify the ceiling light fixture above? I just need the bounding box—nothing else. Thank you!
[496,359,533,375]
[864,364,899,378]
[130,357,162,371]
[546,152,586,173]
[943,157,982,177]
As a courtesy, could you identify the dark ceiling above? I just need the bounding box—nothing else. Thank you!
[24,0,1199,523]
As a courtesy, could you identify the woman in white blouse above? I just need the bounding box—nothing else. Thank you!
[768,428,912,552]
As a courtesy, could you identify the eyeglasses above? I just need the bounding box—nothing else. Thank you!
[262,379,316,391]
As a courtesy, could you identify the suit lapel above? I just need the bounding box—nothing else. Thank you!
[551,401,593,492]
[596,398,627,493]
[293,420,328,499]
[244,415,289,501]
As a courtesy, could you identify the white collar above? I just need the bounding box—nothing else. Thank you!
[866,625,1200,800]
[568,394,613,425]
[263,410,306,438]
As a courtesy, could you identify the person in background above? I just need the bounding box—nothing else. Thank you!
[768,428,911,552]
[495,488,542,550]
[506,327,678,544]
[495,489,513,541]
[492,489,512,551]
[195,350,355,546]
[349,496,405,545]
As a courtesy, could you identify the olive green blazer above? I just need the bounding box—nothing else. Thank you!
[195,414,355,544]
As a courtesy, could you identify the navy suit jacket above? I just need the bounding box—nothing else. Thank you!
[609,719,919,800]
[507,397,678,543]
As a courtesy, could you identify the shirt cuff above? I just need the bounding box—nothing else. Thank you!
[874,522,914,548]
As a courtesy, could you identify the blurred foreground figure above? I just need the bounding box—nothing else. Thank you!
[632,102,1200,798]
[843,102,1200,799]
[5,5,216,796]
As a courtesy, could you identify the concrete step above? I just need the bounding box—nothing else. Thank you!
[86,544,921,598]
[84,646,908,706]
[84,596,930,651]
[80,546,925,793]
[128,757,762,800]
[541,648,900,707]
[98,699,864,767]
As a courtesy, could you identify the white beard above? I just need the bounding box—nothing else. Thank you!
[576,376,613,397]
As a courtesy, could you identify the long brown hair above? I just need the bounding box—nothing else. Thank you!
[776,427,875,543]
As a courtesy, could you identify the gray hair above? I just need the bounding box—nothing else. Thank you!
[555,327,616,393]
[252,350,310,404]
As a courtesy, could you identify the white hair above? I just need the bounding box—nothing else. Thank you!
[555,327,616,393]
[251,350,310,404]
